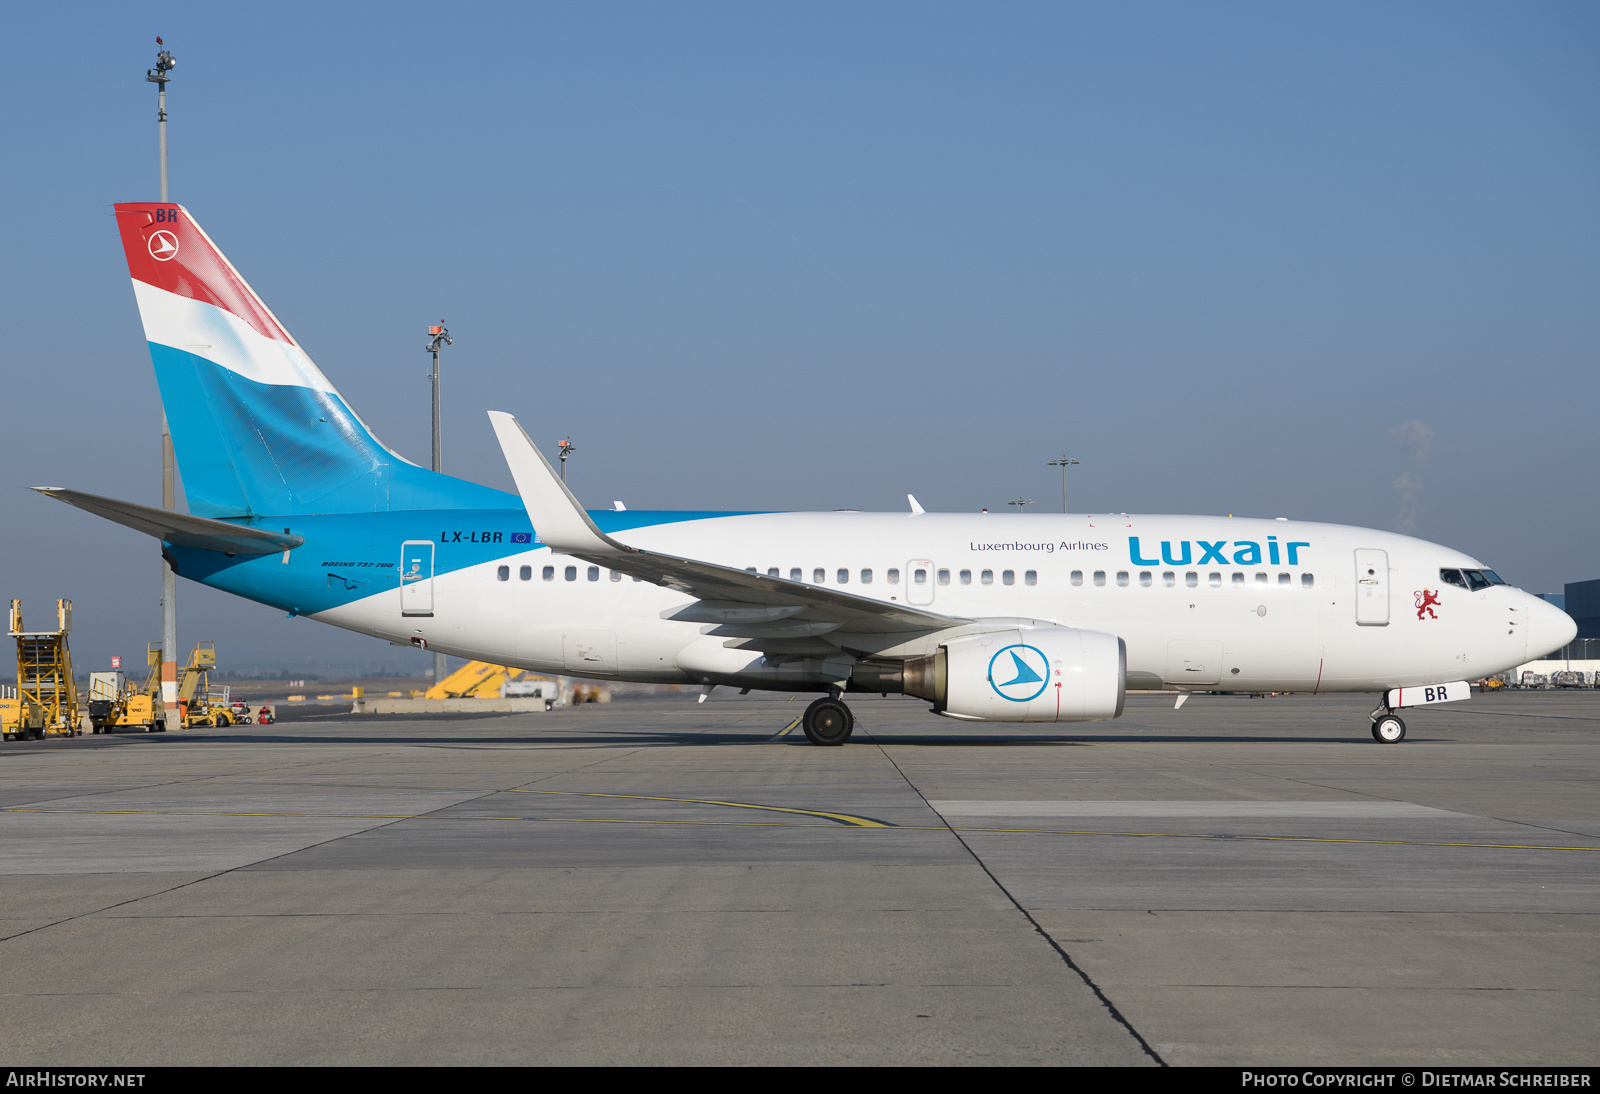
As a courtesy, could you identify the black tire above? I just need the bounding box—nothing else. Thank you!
[1372,714,1406,744]
[802,697,854,746]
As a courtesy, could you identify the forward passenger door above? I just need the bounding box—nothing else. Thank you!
[1354,549,1389,626]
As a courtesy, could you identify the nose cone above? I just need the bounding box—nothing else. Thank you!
[1525,595,1578,660]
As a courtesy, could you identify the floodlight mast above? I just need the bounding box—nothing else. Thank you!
[148,38,179,726]
[424,322,451,685]
[425,322,451,474]
[1047,456,1079,514]
[557,438,575,484]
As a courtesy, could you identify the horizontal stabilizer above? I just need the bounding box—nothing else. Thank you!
[32,488,304,555]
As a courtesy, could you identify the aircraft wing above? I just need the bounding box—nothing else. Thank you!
[488,412,965,637]
[32,487,304,555]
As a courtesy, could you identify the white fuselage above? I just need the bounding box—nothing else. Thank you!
[312,513,1566,694]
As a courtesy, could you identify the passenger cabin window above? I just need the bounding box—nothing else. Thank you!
[1139,571,1152,587]
[791,568,802,581]
[914,568,928,585]
[861,569,873,584]
[1255,572,1267,585]
[1301,573,1315,588]
[1093,571,1106,587]
[1232,573,1244,587]
[960,569,972,585]
[543,566,555,581]
[1003,570,1015,586]
[887,569,900,584]
[937,569,950,585]
[497,565,509,581]
[1070,571,1083,586]
[837,568,850,584]
[1163,571,1175,587]
[1025,570,1037,586]
[520,565,532,581]
[1278,572,1291,585]
[587,566,600,582]
[814,568,826,583]
[768,568,779,577]
[611,570,622,582]
[1115,571,1129,587]
[565,566,577,581]
[1185,572,1198,587]
[1209,572,1222,587]
[981,570,994,585]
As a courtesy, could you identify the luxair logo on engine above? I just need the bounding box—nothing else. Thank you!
[988,644,1051,703]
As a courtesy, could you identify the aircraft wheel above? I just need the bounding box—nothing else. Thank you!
[1371,714,1406,744]
[802,697,854,746]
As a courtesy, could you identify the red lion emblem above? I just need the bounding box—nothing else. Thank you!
[1415,589,1440,620]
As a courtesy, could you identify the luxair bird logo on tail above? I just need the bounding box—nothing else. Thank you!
[988,644,1051,702]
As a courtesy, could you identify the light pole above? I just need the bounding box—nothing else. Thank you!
[1047,456,1078,514]
[148,38,179,728]
[424,322,451,685]
[557,438,575,484]
[426,322,451,475]
[1008,497,1033,513]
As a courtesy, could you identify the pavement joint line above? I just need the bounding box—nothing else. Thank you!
[6,806,1599,849]
[504,788,891,827]
[857,723,1169,1067]
[0,798,426,947]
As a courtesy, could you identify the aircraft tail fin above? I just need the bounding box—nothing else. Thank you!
[112,203,509,518]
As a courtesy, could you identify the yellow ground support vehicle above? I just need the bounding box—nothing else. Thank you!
[426,660,527,699]
[89,645,165,733]
[8,600,80,739]
[90,643,234,732]
[176,642,232,728]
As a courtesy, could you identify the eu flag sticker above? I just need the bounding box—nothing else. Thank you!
[511,532,532,544]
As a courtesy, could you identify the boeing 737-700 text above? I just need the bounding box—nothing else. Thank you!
[36,203,1578,745]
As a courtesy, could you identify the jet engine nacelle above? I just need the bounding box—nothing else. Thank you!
[928,626,1126,723]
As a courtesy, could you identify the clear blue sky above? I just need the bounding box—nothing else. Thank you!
[3,2,1596,672]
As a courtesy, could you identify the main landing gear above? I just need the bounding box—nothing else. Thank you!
[802,695,854,746]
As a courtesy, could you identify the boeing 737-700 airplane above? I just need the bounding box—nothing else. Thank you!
[38,203,1578,745]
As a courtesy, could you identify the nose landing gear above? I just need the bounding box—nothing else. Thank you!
[802,696,854,746]
[1371,712,1406,743]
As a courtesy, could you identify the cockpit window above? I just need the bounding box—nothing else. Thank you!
[1440,569,1467,590]
[1482,570,1506,585]
[1464,570,1491,591]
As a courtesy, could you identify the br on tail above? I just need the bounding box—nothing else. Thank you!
[113,203,506,519]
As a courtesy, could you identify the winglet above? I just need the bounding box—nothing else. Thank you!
[487,412,628,557]
[908,493,925,516]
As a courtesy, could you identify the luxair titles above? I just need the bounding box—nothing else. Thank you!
[969,536,1310,566]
